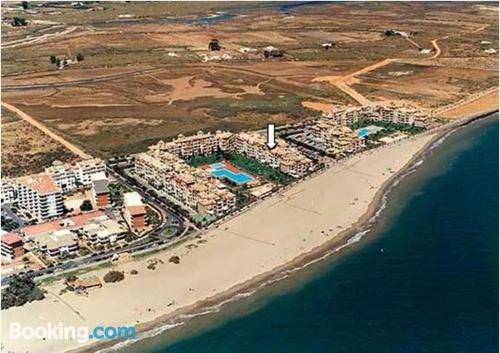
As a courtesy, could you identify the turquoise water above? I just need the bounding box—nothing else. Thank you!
[209,163,254,184]
[357,125,384,137]
[119,115,498,353]
[357,128,371,137]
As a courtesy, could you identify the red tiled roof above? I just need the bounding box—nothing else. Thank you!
[22,211,106,237]
[128,206,146,216]
[1,232,23,246]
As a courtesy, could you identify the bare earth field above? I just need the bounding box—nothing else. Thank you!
[1,108,79,176]
[1,1,498,160]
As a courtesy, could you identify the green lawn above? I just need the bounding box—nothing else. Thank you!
[188,152,292,185]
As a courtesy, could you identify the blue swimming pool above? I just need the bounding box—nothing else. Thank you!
[358,128,371,137]
[356,125,385,137]
[207,162,254,184]
[211,169,253,184]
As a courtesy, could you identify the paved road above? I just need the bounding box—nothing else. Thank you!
[1,205,26,228]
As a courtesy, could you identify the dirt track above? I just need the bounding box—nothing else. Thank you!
[1,102,92,159]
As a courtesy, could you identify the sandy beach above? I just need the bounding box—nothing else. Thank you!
[1,128,444,353]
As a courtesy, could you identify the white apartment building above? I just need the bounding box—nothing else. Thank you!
[326,103,430,127]
[45,162,77,193]
[45,158,106,192]
[153,130,233,159]
[1,179,16,204]
[16,173,64,221]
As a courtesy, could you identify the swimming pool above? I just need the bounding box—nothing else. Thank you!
[356,125,385,137]
[358,128,371,137]
[207,162,254,184]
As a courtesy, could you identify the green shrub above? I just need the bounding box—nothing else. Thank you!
[1,275,45,309]
[103,271,125,283]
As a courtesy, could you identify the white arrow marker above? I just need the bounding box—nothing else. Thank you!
[266,123,276,149]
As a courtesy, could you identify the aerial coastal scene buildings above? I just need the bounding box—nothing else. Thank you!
[1,92,438,284]
[1,102,435,272]
[0,3,497,353]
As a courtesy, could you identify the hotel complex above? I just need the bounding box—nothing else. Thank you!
[135,129,315,217]
[135,151,237,217]
[303,119,365,157]
[150,130,313,178]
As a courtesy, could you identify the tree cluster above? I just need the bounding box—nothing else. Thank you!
[1,275,45,309]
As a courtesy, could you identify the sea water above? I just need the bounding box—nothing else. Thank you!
[116,114,498,353]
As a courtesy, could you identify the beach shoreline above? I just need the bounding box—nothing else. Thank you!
[1,109,497,353]
[73,108,498,353]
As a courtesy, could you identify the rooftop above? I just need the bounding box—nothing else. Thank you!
[124,192,143,207]
[17,173,59,194]
[92,178,109,194]
[22,211,106,237]
[35,229,77,250]
[128,205,146,216]
[1,232,23,246]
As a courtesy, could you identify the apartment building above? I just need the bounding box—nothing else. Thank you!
[91,178,110,209]
[45,158,106,192]
[45,161,77,193]
[135,151,236,217]
[3,159,108,221]
[233,132,313,178]
[326,103,430,127]
[75,158,107,186]
[304,120,364,156]
[1,232,24,260]
[16,173,64,221]
[123,192,146,230]
[1,179,16,204]
[134,152,174,190]
[152,130,233,159]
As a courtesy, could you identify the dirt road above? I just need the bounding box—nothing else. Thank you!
[1,102,92,159]
[2,26,80,49]
[313,22,490,105]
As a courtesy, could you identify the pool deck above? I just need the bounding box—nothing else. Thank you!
[202,161,255,185]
